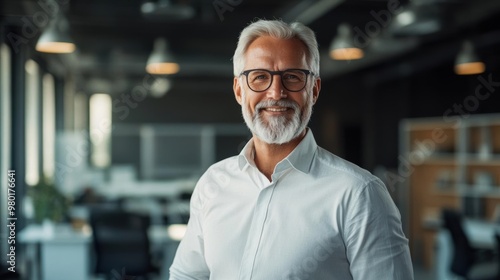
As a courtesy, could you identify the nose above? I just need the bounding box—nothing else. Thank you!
[266,74,285,100]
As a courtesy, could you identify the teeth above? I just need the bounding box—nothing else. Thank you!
[266,107,287,112]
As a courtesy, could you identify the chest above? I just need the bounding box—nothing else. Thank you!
[201,177,349,278]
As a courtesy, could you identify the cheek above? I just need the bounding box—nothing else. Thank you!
[244,95,261,112]
[293,94,309,109]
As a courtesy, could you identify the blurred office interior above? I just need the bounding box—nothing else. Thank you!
[1,0,500,279]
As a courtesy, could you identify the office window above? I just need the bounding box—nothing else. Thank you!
[89,93,112,168]
[43,73,56,182]
[25,59,40,186]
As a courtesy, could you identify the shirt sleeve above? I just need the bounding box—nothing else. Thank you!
[344,178,414,280]
[169,183,210,280]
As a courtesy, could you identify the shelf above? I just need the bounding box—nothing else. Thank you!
[458,185,500,197]
[431,152,456,158]
[407,153,457,165]
[402,114,500,270]
[422,215,442,230]
[404,120,457,131]
[414,153,500,165]
[432,190,458,196]
[463,154,500,165]
[463,118,500,127]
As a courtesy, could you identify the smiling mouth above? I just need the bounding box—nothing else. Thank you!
[264,107,288,112]
[262,107,290,112]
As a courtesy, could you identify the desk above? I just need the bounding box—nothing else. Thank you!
[97,179,196,199]
[436,219,500,280]
[19,223,183,280]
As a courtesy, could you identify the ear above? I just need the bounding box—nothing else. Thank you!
[233,76,243,105]
[312,77,321,104]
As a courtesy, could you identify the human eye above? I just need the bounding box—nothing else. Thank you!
[249,71,270,83]
[283,71,304,82]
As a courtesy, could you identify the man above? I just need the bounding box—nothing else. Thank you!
[170,19,413,280]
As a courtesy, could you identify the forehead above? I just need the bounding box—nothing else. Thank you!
[244,36,308,68]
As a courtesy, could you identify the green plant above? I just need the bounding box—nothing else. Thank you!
[28,180,70,223]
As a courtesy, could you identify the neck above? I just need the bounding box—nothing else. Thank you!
[252,129,306,181]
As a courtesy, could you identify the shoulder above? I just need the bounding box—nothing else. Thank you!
[313,149,396,215]
[312,146,381,190]
[191,156,240,203]
[203,155,240,177]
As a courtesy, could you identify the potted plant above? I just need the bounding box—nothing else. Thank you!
[28,179,70,224]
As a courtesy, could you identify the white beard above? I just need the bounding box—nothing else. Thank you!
[241,89,313,144]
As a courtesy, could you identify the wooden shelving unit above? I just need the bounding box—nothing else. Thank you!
[400,114,500,269]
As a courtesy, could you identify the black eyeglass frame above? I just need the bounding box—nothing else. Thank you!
[239,68,315,93]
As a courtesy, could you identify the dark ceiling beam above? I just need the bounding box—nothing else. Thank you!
[454,0,500,30]
[321,0,500,79]
[6,0,499,85]
[281,0,345,24]
[75,53,232,77]
[362,29,500,86]
[320,36,419,78]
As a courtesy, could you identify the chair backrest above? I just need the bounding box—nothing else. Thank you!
[90,208,152,276]
[495,233,500,280]
[441,208,475,277]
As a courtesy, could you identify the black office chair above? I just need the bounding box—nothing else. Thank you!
[494,234,500,280]
[90,209,158,280]
[0,266,21,280]
[442,208,497,280]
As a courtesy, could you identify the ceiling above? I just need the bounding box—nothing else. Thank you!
[2,0,500,95]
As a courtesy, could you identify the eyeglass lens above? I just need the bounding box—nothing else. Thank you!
[246,70,307,92]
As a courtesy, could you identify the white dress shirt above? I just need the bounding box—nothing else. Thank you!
[170,130,413,280]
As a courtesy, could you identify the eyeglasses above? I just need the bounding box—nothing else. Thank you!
[240,69,314,92]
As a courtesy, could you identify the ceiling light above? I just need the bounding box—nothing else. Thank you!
[396,11,416,26]
[36,15,75,54]
[146,38,179,75]
[454,40,485,75]
[141,0,195,20]
[150,77,172,98]
[329,24,364,61]
[390,2,443,37]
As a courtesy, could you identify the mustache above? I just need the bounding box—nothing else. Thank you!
[255,99,299,111]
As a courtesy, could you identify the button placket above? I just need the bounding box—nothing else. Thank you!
[237,181,277,280]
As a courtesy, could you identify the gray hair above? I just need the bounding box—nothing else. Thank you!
[232,19,320,77]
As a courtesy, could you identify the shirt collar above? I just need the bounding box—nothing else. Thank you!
[238,138,255,171]
[237,129,317,174]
